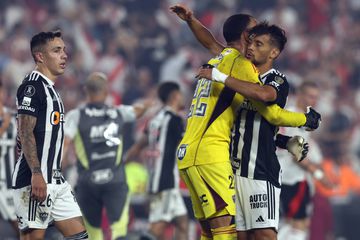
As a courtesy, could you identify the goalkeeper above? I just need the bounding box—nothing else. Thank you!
[172,4,321,240]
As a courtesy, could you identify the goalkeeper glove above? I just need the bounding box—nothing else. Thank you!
[286,136,309,162]
[304,106,321,131]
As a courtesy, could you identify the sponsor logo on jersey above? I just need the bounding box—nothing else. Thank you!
[18,105,35,112]
[249,193,268,209]
[24,85,36,97]
[177,144,187,160]
[50,111,65,125]
[22,97,32,106]
[239,99,257,111]
[200,194,209,205]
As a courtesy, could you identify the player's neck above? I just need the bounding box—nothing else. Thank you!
[227,42,246,55]
[166,102,180,113]
[35,65,57,82]
[256,63,272,75]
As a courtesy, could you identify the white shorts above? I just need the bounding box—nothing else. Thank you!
[148,188,187,223]
[235,174,280,231]
[13,180,82,231]
[0,182,16,221]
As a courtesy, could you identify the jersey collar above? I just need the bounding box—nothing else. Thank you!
[260,68,276,81]
[32,70,55,86]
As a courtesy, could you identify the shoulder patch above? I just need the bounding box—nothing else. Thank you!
[24,85,36,97]
[274,76,284,84]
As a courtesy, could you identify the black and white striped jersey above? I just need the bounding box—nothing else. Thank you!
[146,106,184,194]
[231,69,289,187]
[13,71,65,189]
[0,108,16,188]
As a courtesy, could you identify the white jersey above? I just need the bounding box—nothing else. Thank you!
[278,106,323,185]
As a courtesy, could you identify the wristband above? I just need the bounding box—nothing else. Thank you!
[313,169,324,180]
[212,68,228,83]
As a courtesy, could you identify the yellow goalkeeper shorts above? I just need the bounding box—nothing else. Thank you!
[179,162,236,220]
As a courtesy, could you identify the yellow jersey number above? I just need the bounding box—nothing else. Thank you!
[188,78,212,118]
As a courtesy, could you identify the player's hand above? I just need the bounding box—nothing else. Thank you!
[231,157,240,173]
[170,4,193,22]
[196,64,228,84]
[31,172,47,202]
[286,136,308,162]
[196,67,212,80]
[304,106,321,131]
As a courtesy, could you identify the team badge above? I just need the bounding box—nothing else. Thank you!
[274,76,284,84]
[24,85,36,97]
[39,212,49,222]
[177,144,187,160]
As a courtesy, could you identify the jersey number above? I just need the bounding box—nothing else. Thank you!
[188,79,211,118]
[229,175,235,189]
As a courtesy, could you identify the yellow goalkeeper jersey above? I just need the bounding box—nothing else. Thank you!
[177,48,306,169]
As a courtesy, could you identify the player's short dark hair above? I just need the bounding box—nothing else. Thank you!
[249,22,287,52]
[223,14,254,43]
[30,30,62,62]
[158,82,180,104]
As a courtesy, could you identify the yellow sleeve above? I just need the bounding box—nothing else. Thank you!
[230,56,306,127]
[231,57,260,84]
[252,100,306,127]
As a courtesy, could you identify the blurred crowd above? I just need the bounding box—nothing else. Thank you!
[1,0,360,239]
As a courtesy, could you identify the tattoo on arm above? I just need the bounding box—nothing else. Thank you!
[18,114,40,173]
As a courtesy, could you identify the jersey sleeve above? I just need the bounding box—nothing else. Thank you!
[253,101,306,127]
[64,109,80,139]
[16,82,43,117]
[264,74,289,107]
[117,105,136,123]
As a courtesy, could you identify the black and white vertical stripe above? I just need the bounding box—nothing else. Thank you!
[267,181,276,220]
[13,71,65,188]
[0,111,16,188]
[147,107,183,194]
[28,198,38,221]
[231,69,288,188]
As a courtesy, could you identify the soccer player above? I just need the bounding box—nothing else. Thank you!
[126,82,189,240]
[13,31,88,239]
[277,82,330,240]
[171,5,320,240]
[63,72,147,240]
[0,81,18,235]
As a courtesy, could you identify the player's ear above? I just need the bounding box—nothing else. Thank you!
[35,52,44,63]
[270,48,280,60]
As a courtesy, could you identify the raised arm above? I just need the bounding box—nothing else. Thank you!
[170,4,225,55]
[18,114,47,202]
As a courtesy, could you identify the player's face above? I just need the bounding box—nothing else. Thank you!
[42,37,67,76]
[302,86,319,107]
[243,18,257,51]
[174,90,184,110]
[246,34,277,67]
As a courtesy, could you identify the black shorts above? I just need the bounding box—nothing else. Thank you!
[280,180,311,219]
[76,180,129,227]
